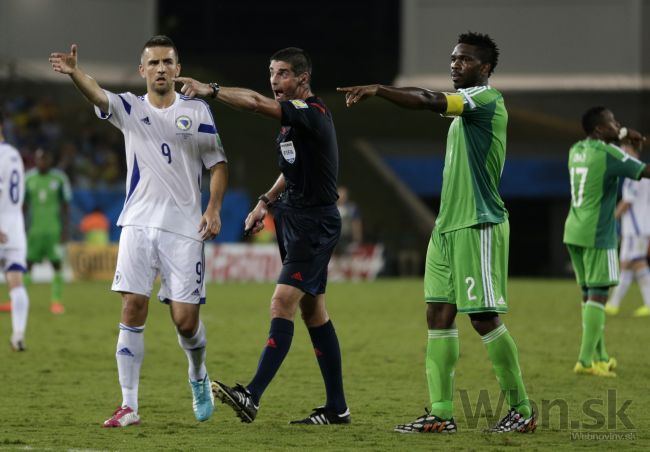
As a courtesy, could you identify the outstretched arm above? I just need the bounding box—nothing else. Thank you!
[337,84,449,113]
[49,44,109,113]
[174,77,281,120]
[199,162,228,241]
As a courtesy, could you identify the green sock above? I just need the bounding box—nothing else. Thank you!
[52,271,63,302]
[483,324,531,418]
[595,329,608,362]
[582,303,608,362]
[579,301,605,367]
[426,329,459,420]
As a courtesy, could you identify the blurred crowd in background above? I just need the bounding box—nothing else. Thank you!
[2,95,125,190]
[1,95,366,251]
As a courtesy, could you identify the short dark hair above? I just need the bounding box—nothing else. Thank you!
[581,106,609,135]
[458,32,499,76]
[270,47,312,76]
[141,35,179,62]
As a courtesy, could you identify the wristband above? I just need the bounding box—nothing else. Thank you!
[258,194,273,207]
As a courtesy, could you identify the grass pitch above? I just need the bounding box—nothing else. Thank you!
[0,279,648,450]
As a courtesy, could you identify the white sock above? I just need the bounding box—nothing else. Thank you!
[116,324,145,413]
[177,320,207,382]
[10,286,29,342]
[636,267,650,308]
[608,269,634,307]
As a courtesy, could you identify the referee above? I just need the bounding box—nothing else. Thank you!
[176,47,350,425]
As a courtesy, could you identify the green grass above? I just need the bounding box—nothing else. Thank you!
[0,279,648,450]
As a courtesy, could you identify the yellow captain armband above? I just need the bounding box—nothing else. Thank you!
[443,93,464,116]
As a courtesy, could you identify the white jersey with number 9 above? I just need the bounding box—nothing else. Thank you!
[96,91,227,242]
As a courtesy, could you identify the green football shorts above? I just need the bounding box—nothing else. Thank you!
[27,230,62,263]
[424,221,509,314]
[566,244,619,288]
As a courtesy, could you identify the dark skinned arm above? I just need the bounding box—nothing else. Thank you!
[336,84,449,113]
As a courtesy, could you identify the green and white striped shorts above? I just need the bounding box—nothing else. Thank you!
[424,221,509,314]
[566,244,619,288]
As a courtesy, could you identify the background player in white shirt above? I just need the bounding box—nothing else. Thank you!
[0,111,30,352]
[606,129,650,317]
[49,36,228,427]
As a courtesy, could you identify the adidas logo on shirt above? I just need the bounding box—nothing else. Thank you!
[140,116,151,125]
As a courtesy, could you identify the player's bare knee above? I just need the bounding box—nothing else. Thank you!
[297,294,326,326]
[426,303,456,329]
[300,305,329,327]
[120,293,148,325]
[5,272,24,290]
[469,312,500,335]
[270,296,297,321]
[175,321,197,338]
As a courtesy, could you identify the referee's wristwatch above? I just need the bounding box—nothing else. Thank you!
[258,194,273,208]
[209,82,220,99]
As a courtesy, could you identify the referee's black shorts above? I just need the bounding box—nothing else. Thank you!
[273,203,341,296]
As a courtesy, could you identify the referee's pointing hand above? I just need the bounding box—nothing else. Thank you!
[174,77,211,98]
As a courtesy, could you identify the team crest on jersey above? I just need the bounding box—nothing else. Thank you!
[290,100,308,109]
[280,141,297,164]
[176,115,192,131]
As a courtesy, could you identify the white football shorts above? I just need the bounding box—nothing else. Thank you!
[0,246,27,273]
[112,226,206,304]
[619,235,650,262]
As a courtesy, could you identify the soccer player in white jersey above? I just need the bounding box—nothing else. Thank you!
[49,35,228,427]
[0,111,30,352]
[606,129,650,317]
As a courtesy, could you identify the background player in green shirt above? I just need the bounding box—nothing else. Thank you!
[24,148,71,314]
[338,32,535,433]
[564,107,650,377]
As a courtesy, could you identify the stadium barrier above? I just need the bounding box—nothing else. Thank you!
[206,243,384,282]
[57,242,385,282]
[67,242,119,281]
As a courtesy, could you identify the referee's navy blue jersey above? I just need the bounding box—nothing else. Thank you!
[276,96,339,208]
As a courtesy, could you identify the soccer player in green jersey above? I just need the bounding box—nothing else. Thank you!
[338,32,535,433]
[24,148,71,314]
[564,107,650,377]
